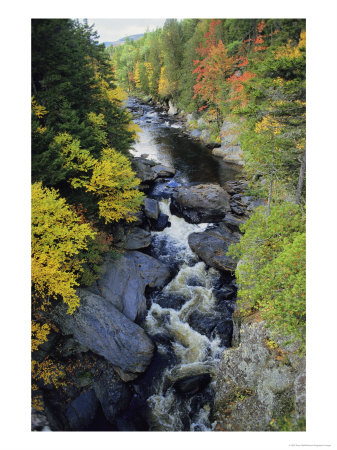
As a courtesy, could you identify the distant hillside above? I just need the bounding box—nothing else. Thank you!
[104,33,144,47]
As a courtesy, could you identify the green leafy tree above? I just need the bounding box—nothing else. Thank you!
[228,203,305,352]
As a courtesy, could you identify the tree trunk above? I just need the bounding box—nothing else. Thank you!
[296,147,306,205]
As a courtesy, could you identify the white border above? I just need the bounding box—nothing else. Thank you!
[2,1,337,449]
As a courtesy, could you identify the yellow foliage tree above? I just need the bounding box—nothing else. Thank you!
[31,321,51,352]
[87,112,108,147]
[158,66,172,97]
[31,182,96,314]
[31,97,48,134]
[126,120,142,142]
[274,30,306,60]
[134,61,141,89]
[85,148,145,223]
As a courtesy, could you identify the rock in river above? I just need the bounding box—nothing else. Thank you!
[170,184,231,224]
[124,227,152,250]
[132,157,175,183]
[144,197,159,220]
[173,374,211,396]
[97,252,171,322]
[188,223,239,272]
[50,288,155,377]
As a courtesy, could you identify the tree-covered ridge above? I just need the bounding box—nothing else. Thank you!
[111,18,306,352]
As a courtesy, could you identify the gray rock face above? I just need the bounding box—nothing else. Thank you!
[98,252,171,321]
[168,100,178,116]
[132,157,175,182]
[65,390,99,431]
[152,164,176,178]
[247,199,266,211]
[212,148,226,158]
[31,408,50,431]
[186,113,196,124]
[220,120,244,165]
[170,184,231,224]
[200,129,220,148]
[173,373,211,395]
[124,227,151,250]
[188,223,239,272]
[222,213,246,233]
[144,197,159,220]
[93,368,132,424]
[132,157,156,182]
[190,129,201,138]
[51,288,155,376]
[213,314,306,431]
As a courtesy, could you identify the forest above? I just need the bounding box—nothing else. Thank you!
[31,18,306,432]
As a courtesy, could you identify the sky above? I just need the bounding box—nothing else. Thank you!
[85,18,167,42]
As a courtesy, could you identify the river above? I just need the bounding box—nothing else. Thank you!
[114,98,241,431]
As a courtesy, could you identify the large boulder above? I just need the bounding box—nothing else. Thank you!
[152,165,176,178]
[65,389,99,431]
[132,157,156,182]
[190,129,201,139]
[188,223,239,272]
[173,373,211,396]
[97,252,171,321]
[50,289,155,377]
[93,367,132,424]
[168,100,178,116]
[132,157,175,182]
[124,227,151,250]
[219,120,244,166]
[170,184,231,224]
[222,213,246,233]
[144,197,159,220]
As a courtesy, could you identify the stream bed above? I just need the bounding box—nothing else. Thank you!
[116,98,241,431]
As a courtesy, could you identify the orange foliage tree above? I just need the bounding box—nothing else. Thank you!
[192,20,234,126]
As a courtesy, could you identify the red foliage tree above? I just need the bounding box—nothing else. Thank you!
[192,20,234,125]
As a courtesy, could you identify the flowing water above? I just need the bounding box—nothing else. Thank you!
[121,98,240,431]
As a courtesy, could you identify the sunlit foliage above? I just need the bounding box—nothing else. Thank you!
[85,148,145,223]
[31,182,96,314]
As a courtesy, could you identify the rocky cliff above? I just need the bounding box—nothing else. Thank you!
[213,311,306,431]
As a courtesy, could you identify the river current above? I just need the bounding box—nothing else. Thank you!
[119,98,240,431]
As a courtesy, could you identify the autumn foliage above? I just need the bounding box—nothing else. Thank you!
[31,182,96,314]
[85,148,145,223]
[193,20,233,120]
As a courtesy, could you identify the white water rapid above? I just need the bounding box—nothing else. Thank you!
[143,199,231,431]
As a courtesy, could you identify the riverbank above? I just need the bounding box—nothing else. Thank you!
[135,94,245,166]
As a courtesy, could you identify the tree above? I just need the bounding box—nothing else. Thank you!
[228,203,306,353]
[160,19,183,100]
[32,19,137,195]
[193,20,234,127]
[85,148,145,223]
[31,182,96,314]
[222,22,306,205]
